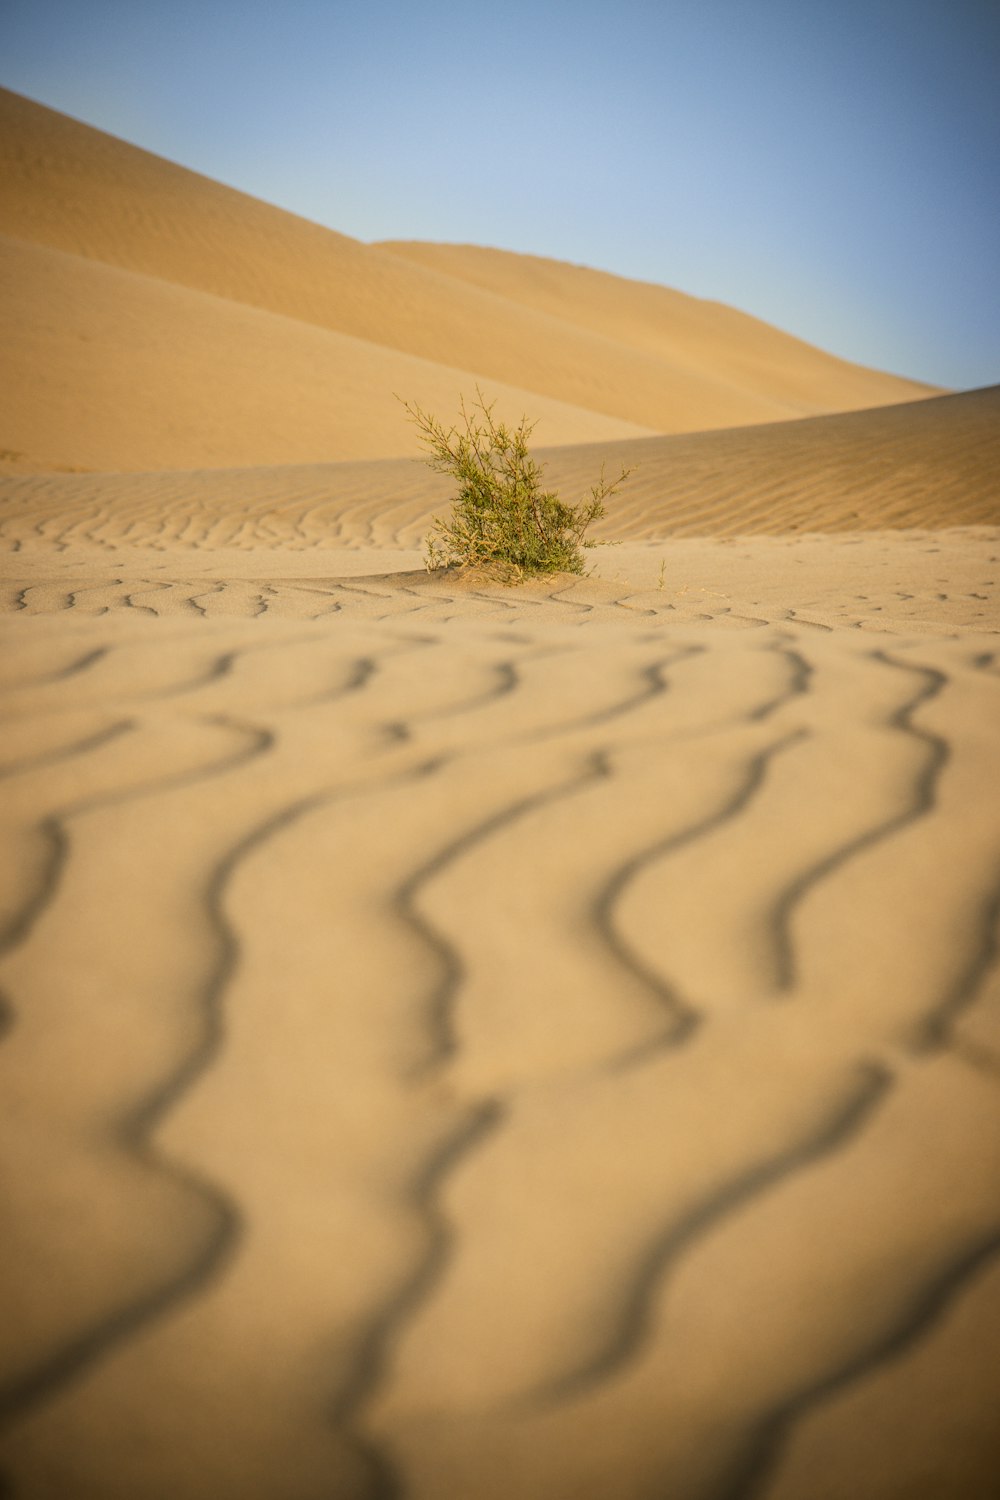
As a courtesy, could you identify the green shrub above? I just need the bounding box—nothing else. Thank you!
[402,389,630,583]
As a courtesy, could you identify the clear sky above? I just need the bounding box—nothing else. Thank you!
[3,0,998,391]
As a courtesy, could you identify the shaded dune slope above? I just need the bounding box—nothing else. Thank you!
[544,383,1000,538]
[1,86,936,472]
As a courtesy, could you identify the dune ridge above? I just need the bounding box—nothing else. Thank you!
[1,86,937,472]
[377,239,935,413]
[0,231,652,473]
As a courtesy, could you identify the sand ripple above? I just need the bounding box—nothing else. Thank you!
[1,564,998,1499]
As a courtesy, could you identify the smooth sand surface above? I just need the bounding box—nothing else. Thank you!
[1,87,937,473]
[2,87,1000,1500]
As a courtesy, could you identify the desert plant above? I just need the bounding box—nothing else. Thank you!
[401,389,631,582]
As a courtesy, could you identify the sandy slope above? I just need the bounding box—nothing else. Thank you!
[0,232,652,472]
[2,385,996,553]
[377,240,933,413]
[1,86,938,471]
[1,421,999,1500]
[2,80,1000,1500]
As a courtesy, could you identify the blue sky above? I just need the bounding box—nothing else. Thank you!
[3,0,998,390]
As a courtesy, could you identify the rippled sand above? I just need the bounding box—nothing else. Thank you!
[2,473,1000,1499]
[2,82,1000,1500]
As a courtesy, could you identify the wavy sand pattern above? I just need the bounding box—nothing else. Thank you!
[2,497,1000,1498]
[2,84,1000,1500]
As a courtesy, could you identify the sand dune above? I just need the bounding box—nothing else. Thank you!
[1,86,938,470]
[0,232,651,472]
[2,385,996,558]
[377,240,934,413]
[2,80,999,1500]
[542,382,1000,537]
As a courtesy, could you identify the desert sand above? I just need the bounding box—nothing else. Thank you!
[1,87,1000,1500]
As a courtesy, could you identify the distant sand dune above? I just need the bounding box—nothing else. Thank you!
[377,239,936,414]
[0,232,651,472]
[1,87,937,470]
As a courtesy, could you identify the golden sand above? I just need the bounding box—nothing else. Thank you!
[1,86,999,1500]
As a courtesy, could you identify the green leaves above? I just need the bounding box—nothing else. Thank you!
[402,389,630,583]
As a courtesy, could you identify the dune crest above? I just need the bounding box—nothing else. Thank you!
[1,86,938,472]
[377,239,936,413]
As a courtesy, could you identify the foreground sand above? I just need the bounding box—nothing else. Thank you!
[2,403,1000,1499]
